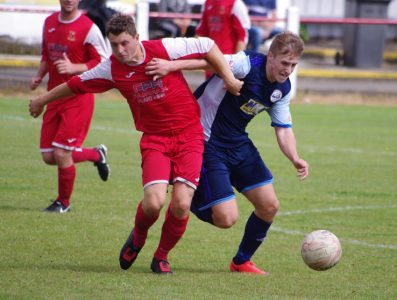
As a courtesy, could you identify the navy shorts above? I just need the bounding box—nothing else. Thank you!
[194,140,273,211]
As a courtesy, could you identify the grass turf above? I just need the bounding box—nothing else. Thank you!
[1,93,396,299]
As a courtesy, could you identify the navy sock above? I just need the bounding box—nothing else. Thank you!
[233,212,272,265]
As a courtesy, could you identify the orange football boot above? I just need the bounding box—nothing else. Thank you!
[229,260,269,276]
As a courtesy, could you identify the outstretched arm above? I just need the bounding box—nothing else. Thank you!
[274,126,309,180]
[147,38,243,95]
[29,82,75,118]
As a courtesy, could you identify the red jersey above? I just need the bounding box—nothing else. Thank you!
[68,37,215,135]
[41,12,109,103]
[195,0,250,54]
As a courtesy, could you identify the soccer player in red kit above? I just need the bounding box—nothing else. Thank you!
[30,0,111,213]
[29,14,242,274]
[195,0,250,78]
[195,0,250,54]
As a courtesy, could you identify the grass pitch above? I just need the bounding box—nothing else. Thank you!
[1,93,396,299]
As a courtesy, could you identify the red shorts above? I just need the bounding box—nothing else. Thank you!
[40,94,94,152]
[140,128,204,189]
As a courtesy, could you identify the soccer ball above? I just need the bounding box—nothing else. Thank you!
[301,230,342,271]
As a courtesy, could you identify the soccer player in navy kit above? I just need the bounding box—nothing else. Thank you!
[146,31,309,275]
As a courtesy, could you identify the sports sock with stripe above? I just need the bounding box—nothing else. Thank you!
[233,212,272,265]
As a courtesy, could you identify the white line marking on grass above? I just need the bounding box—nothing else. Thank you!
[1,115,33,122]
[277,205,397,216]
[273,205,397,250]
[271,226,397,250]
[304,145,397,157]
[92,125,141,135]
[1,114,140,135]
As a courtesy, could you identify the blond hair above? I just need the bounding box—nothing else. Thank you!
[269,31,304,58]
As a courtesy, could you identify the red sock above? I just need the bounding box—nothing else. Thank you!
[153,208,189,261]
[57,165,76,207]
[133,202,159,248]
[72,148,100,163]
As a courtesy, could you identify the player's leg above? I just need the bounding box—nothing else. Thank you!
[39,107,72,213]
[151,130,203,274]
[229,143,275,275]
[119,134,171,270]
[230,184,278,275]
[119,183,168,270]
[151,182,194,274]
[70,94,110,181]
[191,144,238,227]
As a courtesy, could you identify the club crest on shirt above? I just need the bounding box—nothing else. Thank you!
[270,89,282,102]
[240,99,267,116]
[67,31,76,42]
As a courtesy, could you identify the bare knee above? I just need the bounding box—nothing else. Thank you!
[212,203,239,229]
[171,182,194,218]
[257,198,280,221]
[142,185,168,217]
[213,212,238,229]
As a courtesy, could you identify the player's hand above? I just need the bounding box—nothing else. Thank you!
[30,76,42,90]
[293,158,309,180]
[145,58,174,81]
[224,78,243,96]
[29,97,44,118]
[54,52,75,75]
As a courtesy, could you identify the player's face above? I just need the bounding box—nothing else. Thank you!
[59,0,80,14]
[108,32,142,65]
[266,51,299,83]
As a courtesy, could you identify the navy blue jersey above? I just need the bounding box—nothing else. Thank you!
[194,50,292,147]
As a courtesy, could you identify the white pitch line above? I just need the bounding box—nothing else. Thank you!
[3,114,397,156]
[0,114,140,135]
[277,205,397,216]
[271,226,397,250]
[273,204,397,250]
[303,145,397,157]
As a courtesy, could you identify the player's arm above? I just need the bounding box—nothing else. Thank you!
[205,43,243,95]
[29,82,75,118]
[146,58,208,81]
[53,52,90,75]
[274,126,309,180]
[30,60,48,90]
[161,37,243,95]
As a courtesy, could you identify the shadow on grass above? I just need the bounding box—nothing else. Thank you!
[0,262,150,275]
[0,205,37,212]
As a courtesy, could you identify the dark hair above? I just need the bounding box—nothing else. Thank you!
[106,13,137,37]
[269,31,304,58]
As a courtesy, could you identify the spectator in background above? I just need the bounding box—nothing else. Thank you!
[195,0,250,78]
[243,0,282,52]
[195,0,250,54]
[157,0,195,37]
[30,0,111,213]
[79,0,117,38]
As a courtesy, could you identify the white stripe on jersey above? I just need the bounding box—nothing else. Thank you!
[224,51,251,79]
[197,77,227,141]
[80,58,113,82]
[232,0,251,30]
[162,37,215,60]
[84,24,111,61]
